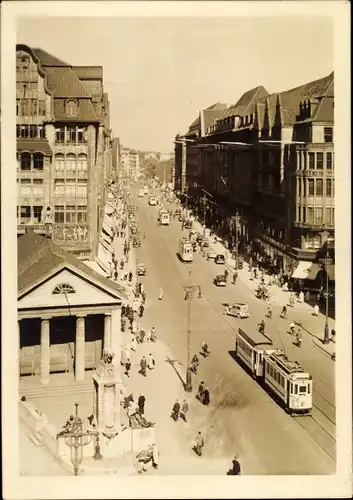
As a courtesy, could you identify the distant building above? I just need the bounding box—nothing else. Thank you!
[111,137,121,180]
[16,45,113,259]
[120,147,140,180]
[159,152,174,162]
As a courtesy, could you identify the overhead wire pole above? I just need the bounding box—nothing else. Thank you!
[183,270,202,392]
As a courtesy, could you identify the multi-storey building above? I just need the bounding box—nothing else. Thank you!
[16,44,113,260]
[111,137,121,181]
[120,148,140,180]
[176,73,334,287]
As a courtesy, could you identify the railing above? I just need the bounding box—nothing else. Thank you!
[18,223,52,233]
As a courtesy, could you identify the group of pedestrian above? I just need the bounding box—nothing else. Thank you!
[196,380,210,406]
[171,399,189,422]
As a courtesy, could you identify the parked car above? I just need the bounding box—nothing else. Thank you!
[184,220,193,229]
[137,263,146,276]
[201,239,210,248]
[130,225,138,234]
[215,254,226,264]
[225,302,250,319]
[207,248,217,260]
[132,238,141,247]
[214,274,227,287]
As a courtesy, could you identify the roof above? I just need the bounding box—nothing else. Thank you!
[72,66,103,79]
[32,48,69,67]
[45,67,92,98]
[222,86,269,119]
[18,232,128,299]
[17,140,53,155]
[53,98,99,122]
[237,328,273,347]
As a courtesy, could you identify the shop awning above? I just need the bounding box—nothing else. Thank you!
[102,218,112,236]
[291,261,319,280]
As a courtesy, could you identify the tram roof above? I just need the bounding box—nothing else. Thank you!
[237,328,273,347]
[267,350,305,374]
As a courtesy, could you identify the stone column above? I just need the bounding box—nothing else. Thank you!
[40,318,50,385]
[110,309,122,367]
[75,316,85,382]
[104,314,112,350]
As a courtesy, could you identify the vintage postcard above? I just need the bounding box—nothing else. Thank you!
[1,1,351,498]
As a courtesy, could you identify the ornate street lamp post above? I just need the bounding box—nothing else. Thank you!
[319,251,333,345]
[57,403,101,476]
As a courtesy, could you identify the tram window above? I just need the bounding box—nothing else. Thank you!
[294,385,298,395]
[299,386,306,393]
[308,384,311,394]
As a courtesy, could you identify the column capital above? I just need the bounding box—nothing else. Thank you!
[41,316,52,322]
[76,314,87,319]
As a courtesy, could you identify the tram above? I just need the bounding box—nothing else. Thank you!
[234,328,313,415]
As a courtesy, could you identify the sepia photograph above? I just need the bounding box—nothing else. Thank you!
[1,1,351,498]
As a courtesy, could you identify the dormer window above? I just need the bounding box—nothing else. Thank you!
[66,100,78,117]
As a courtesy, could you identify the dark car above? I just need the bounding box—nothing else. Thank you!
[137,263,146,276]
[214,275,227,287]
[201,239,210,248]
[215,254,226,264]
[132,238,141,248]
[184,220,193,229]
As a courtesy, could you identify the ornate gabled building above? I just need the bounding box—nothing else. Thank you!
[175,72,335,288]
[16,45,113,260]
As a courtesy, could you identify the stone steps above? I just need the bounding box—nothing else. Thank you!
[19,381,93,399]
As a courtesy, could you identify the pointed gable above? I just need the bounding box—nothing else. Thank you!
[32,48,69,67]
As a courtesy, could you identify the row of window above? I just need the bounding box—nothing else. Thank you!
[298,151,333,170]
[266,363,285,387]
[18,178,43,197]
[54,206,87,223]
[298,178,334,197]
[54,180,87,198]
[297,206,335,225]
[17,125,46,139]
[18,153,44,170]
[16,99,46,117]
[55,154,88,172]
[237,338,252,357]
[18,206,44,221]
[55,127,87,144]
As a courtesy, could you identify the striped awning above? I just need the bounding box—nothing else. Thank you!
[291,261,319,280]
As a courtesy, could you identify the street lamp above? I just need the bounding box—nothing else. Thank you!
[57,403,101,476]
[319,251,333,344]
[183,271,202,392]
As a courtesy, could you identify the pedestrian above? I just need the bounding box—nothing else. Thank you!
[171,399,180,421]
[193,431,204,457]
[197,381,205,401]
[138,394,146,415]
[140,356,147,377]
[313,304,319,316]
[120,259,124,270]
[158,287,164,300]
[139,304,145,318]
[141,291,146,304]
[202,387,210,406]
[124,271,128,281]
[131,336,137,351]
[148,353,155,370]
[121,304,126,317]
[331,329,336,342]
[299,290,304,303]
[228,454,241,475]
[128,271,133,282]
[138,282,142,294]
[121,317,126,333]
[180,400,189,422]
[280,305,287,319]
[125,359,131,377]
[114,269,118,281]
[152,443,159,469]
[232,271,238,285]
[125,344,131,361]
[140,329,145,343]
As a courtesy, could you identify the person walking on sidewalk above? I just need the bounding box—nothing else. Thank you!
[141,291,146,304]
[193,431,205,457]
[232,271,238,285]
[138,394,146,415]
[313,303,319,316]
[180,400,189,422]
[131,336,137,352]
[171,400,180,421]
[148,353,155,370]
[121,304,126,317]
[140,356,147,377]
[114,269,118,281]
[128,271,133,282]
[120,259,125,270]
[125,358,131,377]
[121,317,126,333]
[152,443,159,470]
[139,303,145,318]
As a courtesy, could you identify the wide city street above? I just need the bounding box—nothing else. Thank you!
[130,182,335,475]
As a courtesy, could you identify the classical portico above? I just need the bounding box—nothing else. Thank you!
[18,232,127,386]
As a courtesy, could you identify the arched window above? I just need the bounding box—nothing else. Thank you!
[66,154,76,176]
[33,153,44,170]
[77,154,88,172]
[66,100,78,117]
[52,283,76,295]
[55,154,65,173]
[21,152,31,170]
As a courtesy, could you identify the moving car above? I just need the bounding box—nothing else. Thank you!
[132,237,141,247]
[130,225,138,234]
[143,186,148,195]
[214,274,227,287]
[201,239,210,248]
[184,220,193,229]
[137,263,146,276]
[149,195,157,206]
[225,302,250,319]
[207,248,217,260]
[215,253,226,264]
[138,189,144,197]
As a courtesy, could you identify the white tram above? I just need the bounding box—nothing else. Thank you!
[235,328,313,415]
[235,328,275,377]
[263,351,312,415]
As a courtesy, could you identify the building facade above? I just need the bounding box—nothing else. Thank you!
[16,45,113,260]
[176,73,335,284]
[120,148,140,180]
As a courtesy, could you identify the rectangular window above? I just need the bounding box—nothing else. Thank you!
[55,127,65,143]
[316,152,324,169]
[298,153,302,170]
[54,205,65,223]
[308,152,315,169]
[29,125,37,138]
[30,99,38,115]
[307,207,314,223]
[326,152,332,169]
[326,179,332,196]
[32,180,43,197]
[308,179,314,196]
[324,127,333,143]
[20,179,31,197]
[32,206,42,222]
[65,205,76,223]
[16,99,20,116]
[315,207,323,224]
[67,126,76,144]
[21,99,29,116]
[316,179,323,196]
[54,180,65,196]
[20,206,31,219]
[77,128,85,143]
[66,181,76,197]
[38,100,46,116]
[77,205,87,223]
[326,207,332,225]
[332,179,335,197]
[76,180,87,198]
